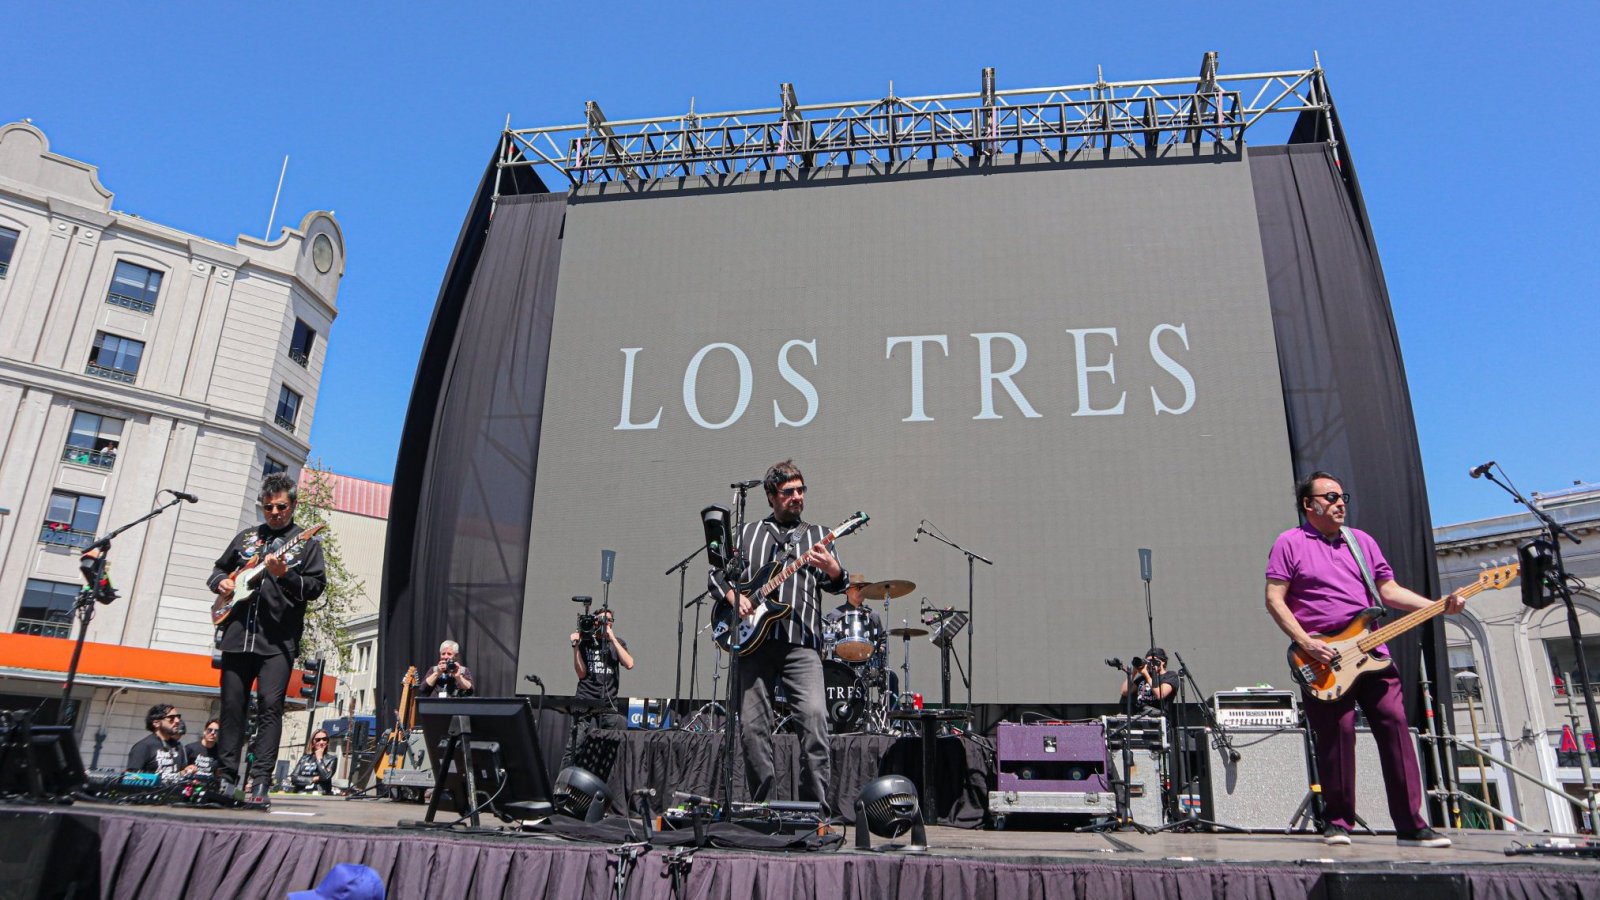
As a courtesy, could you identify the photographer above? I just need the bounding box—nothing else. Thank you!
[562,607,634,769]
[1117,647,1178,713]
[419,640,475,698]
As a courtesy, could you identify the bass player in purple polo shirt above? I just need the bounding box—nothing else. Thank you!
[1265,471,1465,848]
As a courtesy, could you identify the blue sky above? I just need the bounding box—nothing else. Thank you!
[7,3,1594,527]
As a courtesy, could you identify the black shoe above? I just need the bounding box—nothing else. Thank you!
[1397,827,1450,848]
[245,781,272,811]
[1322,823,1351,846]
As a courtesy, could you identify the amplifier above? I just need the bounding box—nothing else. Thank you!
[995,722,1109,793]
[1102,714,1168,753]
[1202,726,1312,831]
[1351,726,1425,832]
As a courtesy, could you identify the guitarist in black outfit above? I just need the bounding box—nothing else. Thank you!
[709,460,848,811]
[207,472,326,808]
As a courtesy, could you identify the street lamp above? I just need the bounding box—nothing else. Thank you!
[1455,670,1493,828]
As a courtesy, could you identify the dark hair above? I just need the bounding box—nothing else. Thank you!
[146,704,176,732]
[764,459,804,496]
[1146,647,1168,663]
[260,472,298,505]
[205,718,221,730]
[1296,471,1340,511]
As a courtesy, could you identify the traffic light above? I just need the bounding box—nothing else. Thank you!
[299,658,325,702]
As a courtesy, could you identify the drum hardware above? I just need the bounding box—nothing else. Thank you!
[854,579,916,602]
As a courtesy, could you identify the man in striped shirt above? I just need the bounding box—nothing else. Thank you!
[711,459,849,811]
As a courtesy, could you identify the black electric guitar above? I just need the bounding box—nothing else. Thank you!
[1288,562,1518,702]
[711,512,870,655]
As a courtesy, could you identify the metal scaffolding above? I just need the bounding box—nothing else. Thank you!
[498,52,1333,192]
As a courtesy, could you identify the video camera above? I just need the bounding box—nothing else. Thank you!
[573,595,607,645]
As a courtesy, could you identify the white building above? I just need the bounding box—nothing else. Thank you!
[1434,481,1600,834]
[0,120,343,769]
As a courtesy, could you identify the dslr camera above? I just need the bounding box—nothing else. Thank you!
[573,595,602,646]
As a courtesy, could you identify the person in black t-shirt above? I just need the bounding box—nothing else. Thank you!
[1119,647,1179,713]
[184,718,221,779]
[419,640,475,698]
[562,609,635,769]
[127,704,187,777]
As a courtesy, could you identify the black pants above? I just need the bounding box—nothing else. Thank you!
[218,651,291,788]
[740,640,830,810]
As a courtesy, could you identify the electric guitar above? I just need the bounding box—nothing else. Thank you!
[711,512,870,656]
[210,524,326,626]
[1288,562,1519,702]
[375,667,418,783]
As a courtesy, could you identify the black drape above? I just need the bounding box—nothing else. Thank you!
[382,178,565,707]
[1249,142,1444,734]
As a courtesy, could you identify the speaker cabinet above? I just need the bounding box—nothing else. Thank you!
[1351,727,1425,832]
[0,811,99,899]
[1203,727,1311,831]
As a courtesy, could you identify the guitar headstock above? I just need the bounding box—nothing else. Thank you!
[833,511,870,538]
[302,524,328,540]
[402,665,418,686]
[1474,562,1520,592]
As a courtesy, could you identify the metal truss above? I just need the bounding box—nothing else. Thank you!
[498,52,1332,190]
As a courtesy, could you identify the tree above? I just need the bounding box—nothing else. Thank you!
[294,460,364,671]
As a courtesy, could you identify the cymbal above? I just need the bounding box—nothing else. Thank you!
[856,579,916,601]
[888,626,929,638]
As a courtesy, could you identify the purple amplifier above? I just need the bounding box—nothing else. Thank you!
[994,722,1110,793]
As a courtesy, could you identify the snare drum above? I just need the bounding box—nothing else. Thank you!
[829,610,876,663]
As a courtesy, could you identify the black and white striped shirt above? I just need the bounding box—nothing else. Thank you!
[709,516,848,650]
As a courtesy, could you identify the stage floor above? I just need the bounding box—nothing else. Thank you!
[79,791,1600,869]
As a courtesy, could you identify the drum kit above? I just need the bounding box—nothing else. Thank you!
[774,578,930,735]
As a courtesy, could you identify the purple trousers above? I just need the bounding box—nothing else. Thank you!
[1302,667,1428,832]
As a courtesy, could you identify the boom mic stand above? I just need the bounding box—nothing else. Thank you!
[716,481,753,818]
[915,522,991,711]
[1478,464,1600,771]
[665,542,708,721]
[1152,652,1244,832]
[1080,659,1153,833]
[60,493,189,726]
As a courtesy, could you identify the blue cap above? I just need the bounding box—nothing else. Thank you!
[288,864,385,900]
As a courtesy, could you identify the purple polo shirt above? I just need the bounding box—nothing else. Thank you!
[1266,522,1392,643]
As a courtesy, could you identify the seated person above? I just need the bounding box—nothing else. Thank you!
[288,729,338,794]
[184,718,222,779]
[127,704,187,777]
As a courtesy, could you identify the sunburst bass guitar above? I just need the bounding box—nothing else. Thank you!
[712,512,870,656]
[1288,562,1519,702]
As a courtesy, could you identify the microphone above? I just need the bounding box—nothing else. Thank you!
[631,787,657,798]
[731,479,762,489]
[523,674,543,687]
[167,490,200,503]
[1469,461,1495,479]
[672,790,717,806]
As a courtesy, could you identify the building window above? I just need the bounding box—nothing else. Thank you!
[0,226,17,279]
[106,260,162,313]
[1447,642,1481,702]
[62,410,125,469]
[86,332,144,383]
[289,319,316,367]
[1546,636,1600,698]
[40,491,103,549]
[263,457,287,478]
[275,385,302,432]
[16,579,80,638]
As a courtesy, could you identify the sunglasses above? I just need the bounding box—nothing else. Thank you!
[1315,492,1352,505]
[161,714,183,721]
[776,486,806,497]
[313,737,328,743]
[204,727,219,734]
[263,502,292,512]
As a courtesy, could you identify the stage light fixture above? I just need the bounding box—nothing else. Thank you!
[552,766,610,822]
[854,774,927,852]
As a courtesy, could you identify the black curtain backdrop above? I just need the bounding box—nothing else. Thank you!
[1249,141,1445,733]
[381,178,563,708]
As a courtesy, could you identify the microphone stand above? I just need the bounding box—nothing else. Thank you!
[1478,466,1600,758]
[717,482,753,818]
[59,494,188,726]
[1081,661,1152,833]
[916,525,992,711]
[665,542,708,721]
[1151,652,1245,832]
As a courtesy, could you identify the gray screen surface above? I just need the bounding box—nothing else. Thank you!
[519,155,1298,704]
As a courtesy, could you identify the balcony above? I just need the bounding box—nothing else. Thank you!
[15,616,73,639]
[288,347,310,367]
[105,290,156,314]
[85,363,135,384]
[61,446,117,469]
[274,413,297,433]
[39,522,95,550]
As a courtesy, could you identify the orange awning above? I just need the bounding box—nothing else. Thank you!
[0,633,336,703]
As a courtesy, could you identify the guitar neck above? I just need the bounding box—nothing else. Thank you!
[759,533,835,596]
[1355,578,1492,653]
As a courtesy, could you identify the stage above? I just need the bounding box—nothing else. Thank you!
[8,796,1597,899]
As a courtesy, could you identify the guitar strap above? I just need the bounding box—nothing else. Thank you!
[1341,525,1386,614]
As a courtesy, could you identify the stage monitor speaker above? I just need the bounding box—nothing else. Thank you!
[1352,727,1425,832]
[0,811,100,899]
[418,697,554,820]
[1203,727,1310,831]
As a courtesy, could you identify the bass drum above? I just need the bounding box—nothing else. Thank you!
[823,660,866,733]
